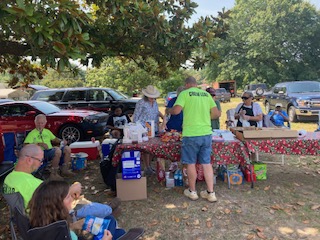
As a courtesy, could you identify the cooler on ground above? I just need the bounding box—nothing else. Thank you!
[70,141,100,160]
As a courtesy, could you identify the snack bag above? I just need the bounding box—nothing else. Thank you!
[82,215,111,239]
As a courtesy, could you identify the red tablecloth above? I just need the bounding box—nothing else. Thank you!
[112,137,250,166]
[244,132,320,155]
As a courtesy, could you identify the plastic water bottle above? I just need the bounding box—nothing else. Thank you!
[174,170,179,186]
[178,170,183,186]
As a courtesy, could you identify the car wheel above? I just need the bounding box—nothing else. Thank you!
[255,87,265,96]
[59,124,82,143]
[265,102,270,113]
[288,106,298,122]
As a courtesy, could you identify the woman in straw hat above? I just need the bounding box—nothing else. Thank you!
[133,85,164,175]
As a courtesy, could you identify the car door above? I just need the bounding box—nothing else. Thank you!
[86,89,113,113]
[0,104,35,133]
[63,90,88,110]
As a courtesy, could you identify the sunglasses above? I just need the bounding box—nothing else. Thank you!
[26,155,44,163]
[241,96,250,100]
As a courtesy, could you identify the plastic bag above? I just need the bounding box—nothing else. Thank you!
[240,117,251,127]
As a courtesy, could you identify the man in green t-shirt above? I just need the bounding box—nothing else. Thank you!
[24,114,74,180]
[166,76,219,202]
[3,144,45,207]
[3,144,117,219]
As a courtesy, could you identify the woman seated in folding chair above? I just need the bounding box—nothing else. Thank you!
[28,181,123,240]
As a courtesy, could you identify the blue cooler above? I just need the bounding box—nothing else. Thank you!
[71,152,88,171]
[101,139,118,159]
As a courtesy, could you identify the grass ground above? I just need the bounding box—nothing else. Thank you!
[0,97,319,240]
[158,97,319,132]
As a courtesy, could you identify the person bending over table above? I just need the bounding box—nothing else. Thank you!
[133,85,164,176]
[166,76,220,203]
[234,91,263,127]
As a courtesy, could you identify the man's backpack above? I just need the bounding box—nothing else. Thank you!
[99,139,122,191]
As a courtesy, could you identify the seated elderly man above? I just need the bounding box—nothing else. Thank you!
[24,114,74,180]
[267,103,290,128]
[3,144,120,218]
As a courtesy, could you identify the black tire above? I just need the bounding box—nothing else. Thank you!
[265,102,270,113]
[288,106,298,122]
[255,87,265,96]
[58,124,82,143]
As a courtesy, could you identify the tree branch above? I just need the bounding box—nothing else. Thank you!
[0,41,30,56]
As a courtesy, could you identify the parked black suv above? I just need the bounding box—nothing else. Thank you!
[264,81,320,122]
[30,87,139,116]
[244,83,268,100]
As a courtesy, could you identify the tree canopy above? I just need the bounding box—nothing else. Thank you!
[0,0,229,87]
[205,0,320,87]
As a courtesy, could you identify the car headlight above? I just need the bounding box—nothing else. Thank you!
[296,99,311,108]
[84,117,99,124]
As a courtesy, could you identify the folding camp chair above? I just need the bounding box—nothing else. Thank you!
[26,220,72,240]
[225,108,237,129]
[2,192,27,240]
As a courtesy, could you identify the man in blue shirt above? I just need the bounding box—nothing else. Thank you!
[268,103,289,127]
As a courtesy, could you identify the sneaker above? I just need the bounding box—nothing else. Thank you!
[183,189,199,201]
[200,190,217,202]
[169,162,178,172]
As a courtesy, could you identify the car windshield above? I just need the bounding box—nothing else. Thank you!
[249,84,267,90]
[30,101,61,114]
[107,89,129,100]
[287,82,320,93]
[216,89,226,93]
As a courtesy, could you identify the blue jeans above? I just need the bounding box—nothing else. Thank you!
[181,135,212,164]
[76,202,112,220]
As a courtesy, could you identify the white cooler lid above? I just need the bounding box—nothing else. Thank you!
[70,140,100,148]
[102,138,118,144]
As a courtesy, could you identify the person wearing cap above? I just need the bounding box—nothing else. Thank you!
[267,103,289,127]
[206,87,222,129]
[234,91,263,127]
[133,85,164,175]
[166,76,220,203]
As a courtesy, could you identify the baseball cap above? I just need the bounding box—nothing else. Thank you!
[206,87,216,96]
[275,103,282,108]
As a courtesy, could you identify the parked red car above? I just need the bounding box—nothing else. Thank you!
[0,101,109,143]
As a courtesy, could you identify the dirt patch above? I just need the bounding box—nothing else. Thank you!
[1,154,320,240]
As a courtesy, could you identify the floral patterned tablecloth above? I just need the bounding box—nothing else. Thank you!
[244,132,320,155]
[112,137,250,166]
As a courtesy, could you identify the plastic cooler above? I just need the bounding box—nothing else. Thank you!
[70,141,100,160]
[101,138,118,159]
[71,152,88,171]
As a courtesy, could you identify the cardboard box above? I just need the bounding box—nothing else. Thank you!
[230,127,298,140]
[145,120,155,138]
[116,173,147,201]
[254,163,267,180]
[70,141,100,160]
